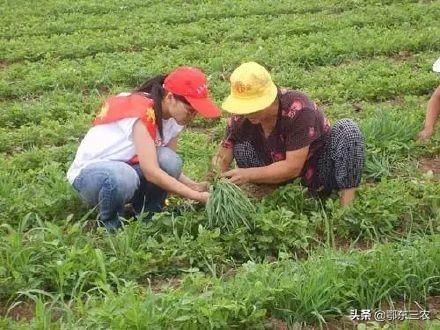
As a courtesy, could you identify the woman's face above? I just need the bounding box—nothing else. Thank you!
[244,98,278,124]
[244,110,268,124]
[165,94,197,125]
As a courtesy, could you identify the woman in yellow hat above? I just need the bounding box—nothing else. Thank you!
[213,62,365,205]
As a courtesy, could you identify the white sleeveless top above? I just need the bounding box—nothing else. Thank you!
[66,93,183,184]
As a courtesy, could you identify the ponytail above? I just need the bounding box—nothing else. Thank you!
[134,75,167,138]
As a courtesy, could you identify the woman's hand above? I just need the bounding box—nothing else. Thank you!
[192,181,209,192]
[195,191,209,204]
[418,127,434,141]
[221,168,252,185]
[179,173,209,192]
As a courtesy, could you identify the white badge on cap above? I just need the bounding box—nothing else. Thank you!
[433,57,440,73]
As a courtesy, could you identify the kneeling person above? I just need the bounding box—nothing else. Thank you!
[68,67,220,230]
[213,62,365,205]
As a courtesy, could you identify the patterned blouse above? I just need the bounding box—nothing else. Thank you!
[221,89,331,188]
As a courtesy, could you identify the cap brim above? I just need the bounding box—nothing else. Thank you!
[433,58,440,73]
[222,84,278,115]
[185,96,221,118]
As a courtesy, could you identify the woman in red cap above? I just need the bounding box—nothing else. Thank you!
[67,67,221,230]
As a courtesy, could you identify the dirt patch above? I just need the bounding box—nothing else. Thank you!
[418,156,440,176]
[303,296,440,329]
[352,102,363,112]
[0,60,8,70]
[391,50,413,62]
[380,295,440,319]
[335,238,373,252]
[81,85,111,97]
[268,317,290,330]
[0,301,34,321]
[387,95,406,106]
[240,183,278,200]
[148,276,183,293]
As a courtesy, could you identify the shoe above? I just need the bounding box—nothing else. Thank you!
[99,217,123,231]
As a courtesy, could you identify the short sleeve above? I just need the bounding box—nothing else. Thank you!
[170,120,184,136]
[161,118,184,145]
[284,107,322,151]
[117,117,140,141]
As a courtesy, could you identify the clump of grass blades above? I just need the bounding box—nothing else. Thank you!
[364,152,393,181]
[206,179,256,232]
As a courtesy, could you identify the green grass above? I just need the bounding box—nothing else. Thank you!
[1,0,440,327]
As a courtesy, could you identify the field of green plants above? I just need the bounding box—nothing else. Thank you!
[1,0,440,328]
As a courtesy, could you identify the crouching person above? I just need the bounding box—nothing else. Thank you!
[67,67,220,229]
[213,62,365,205]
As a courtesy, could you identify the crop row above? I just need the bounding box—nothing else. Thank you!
[1,0,415,39]
[2,2,438,63]
[0,0,348,37]
[1,133,439,242]
[0,114,91,154]
[0,53,437,156]
[0,87,429,158]
[0,53,438,129]
[0,95,432,192]
[0,22,438,101]
[0,80,431,132]
[0,90,102,129]
[0,223,439,327]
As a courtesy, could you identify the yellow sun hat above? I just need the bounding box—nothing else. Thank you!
[222,62,278,114]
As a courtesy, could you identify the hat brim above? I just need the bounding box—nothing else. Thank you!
[222,83,278,115]
[433,58,440,73]
[185,96,221,118]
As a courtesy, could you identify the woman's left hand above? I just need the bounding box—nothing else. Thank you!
[192,181,209,192]
[221,168,252,185]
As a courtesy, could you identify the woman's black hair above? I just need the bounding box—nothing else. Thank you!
[135,75,191,138]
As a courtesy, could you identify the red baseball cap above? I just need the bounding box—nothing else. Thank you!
[164,67,221,118]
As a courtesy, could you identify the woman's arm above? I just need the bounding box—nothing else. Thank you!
[222,146,309,185]
[133,121,208,203]
[166,136,208,192]
[419,85,440,140]
[212,146,234,173]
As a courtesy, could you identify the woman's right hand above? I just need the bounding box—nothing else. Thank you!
[418,127,434,141]
[195,191,210,204]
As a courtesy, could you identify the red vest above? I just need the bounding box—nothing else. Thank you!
[93,93,157,164]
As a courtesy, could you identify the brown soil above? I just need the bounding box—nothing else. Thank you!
[240,183,278,200]
[0,60,8,70]
[148,276,183,293]
[334,238,373,252]
[388,95,406,106]
[391,50,413,62]
[418,156,440,176]
[379,296,440,319]
[0,301,35,321]
[268,317,290,330]
[302,296,440,329]
[352,103,363,112]
[81,85,111,96]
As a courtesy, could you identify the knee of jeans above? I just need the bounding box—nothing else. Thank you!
[157,147,183,179]
[110,165,140,201]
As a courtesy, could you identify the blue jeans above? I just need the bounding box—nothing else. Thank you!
[72,147,183,229]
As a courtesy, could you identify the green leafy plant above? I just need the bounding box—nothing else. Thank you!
[206,179,256,232]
